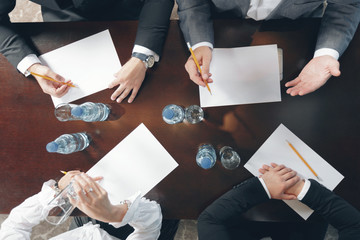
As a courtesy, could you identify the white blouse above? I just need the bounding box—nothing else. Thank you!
[0,180,162,240]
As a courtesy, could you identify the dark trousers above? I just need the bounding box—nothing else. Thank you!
[69,216,179,240]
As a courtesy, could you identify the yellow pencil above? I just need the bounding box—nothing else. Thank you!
[186,42,212,95]
[286,140,320,180]
[60,170,67,175]
[30,72,75,88]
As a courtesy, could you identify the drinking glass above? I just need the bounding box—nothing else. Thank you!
[220,146,241,170]
[42,182,77,225]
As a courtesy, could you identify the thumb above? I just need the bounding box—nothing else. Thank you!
[201,56,211,80]
[330,64,341,77]
[281,194,297,200]
[108,78,118,89]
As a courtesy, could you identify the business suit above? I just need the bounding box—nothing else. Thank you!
[0,0,173,69]
[177,0,360,58]
[198,177,360,240]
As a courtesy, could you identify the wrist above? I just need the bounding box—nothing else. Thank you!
[110,203,128,223]
[28,63,42,73]
[130,57,147,71]
[287,179,305,197]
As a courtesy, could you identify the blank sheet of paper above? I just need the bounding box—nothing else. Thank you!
[244,124,344,220]
[200,44,281,108]
[86,123,178,204]
[39,30,121,107]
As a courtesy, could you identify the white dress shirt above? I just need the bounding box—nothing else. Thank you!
[0,180,162,240]
[192,0,339,60]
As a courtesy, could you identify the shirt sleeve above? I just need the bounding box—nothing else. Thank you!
[0,180,57,240]
[132,45,160,62]
[109,191,162,240]
[17,54,42,76]
[313,48,339,60]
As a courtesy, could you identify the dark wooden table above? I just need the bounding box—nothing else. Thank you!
[0,19,359,222]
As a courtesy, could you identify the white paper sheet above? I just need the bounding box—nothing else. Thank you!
[244,124,344,220]
[200,44,281,108]
[39,30,121,107]
[86,123,178,204]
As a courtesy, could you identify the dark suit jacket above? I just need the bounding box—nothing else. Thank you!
[0,0,173,68]
[197,177,360,240]
[177,0,360,57]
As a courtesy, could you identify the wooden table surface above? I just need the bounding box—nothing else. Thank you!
[0,19,359,222]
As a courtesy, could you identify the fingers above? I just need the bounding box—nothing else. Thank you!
[284,175,301,190]
[270,163,278,168]
[281,193,297,200]
[128,87,139,103]
[282,170,297,180]
[201,55,211,81]
[73,173,100,196]
[54,84,71,97]
[110,84,125,102]
[185,58,205,87]
[116,88,131,103]
[285,77,301,88]
[108,75,120,89]
[330,64,341,77]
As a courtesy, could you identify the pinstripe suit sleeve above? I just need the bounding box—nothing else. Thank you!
[0,0,37,68]
[176,0,214,47]
[315,0,360,57]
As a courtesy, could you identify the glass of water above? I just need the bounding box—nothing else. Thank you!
[185,105,204,124]
[42,182,77,225]
[220,146,241,170]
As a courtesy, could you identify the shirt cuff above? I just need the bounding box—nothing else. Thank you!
[38,180,58,207]
[17,54,42,76]
[109,191,142,228]
[132,45,159,62]
[192,41,213,51]
[297,179,311,200]
[314,48,339,60]
[258,177,271,199]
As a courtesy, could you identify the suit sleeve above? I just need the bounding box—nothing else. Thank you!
[134,0,174,58]
[301,179,360,240]
[0,0,37,68]
[197,177,269,240]
[315,0,360,57]
[176,0,214,46]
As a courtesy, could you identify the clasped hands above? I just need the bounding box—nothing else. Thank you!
[29,56,146,103]
[57,170,127,223]
[259,163,305,200]
[185,46,341,96]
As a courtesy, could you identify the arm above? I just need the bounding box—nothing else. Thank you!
[71,173,162,240]
[0,0,36,67]
[177,0,214,86]
[198,164,300,240]
[108,0,173,103]
[197,177,269,240]
[0,1,71,97]
[285,1,360,96]
[301,180,360,240]
[0,180,58,240]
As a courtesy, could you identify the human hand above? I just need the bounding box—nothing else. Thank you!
[285,55,340,96]
[108,57,146,103]
[69,173,127,223]
[185,46,213,87]
[58,170,81,190]
[28,63,72,97]
[259,163,300,200]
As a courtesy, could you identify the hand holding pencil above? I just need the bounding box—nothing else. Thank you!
[185,44,213,93]
[28,63,73,98]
